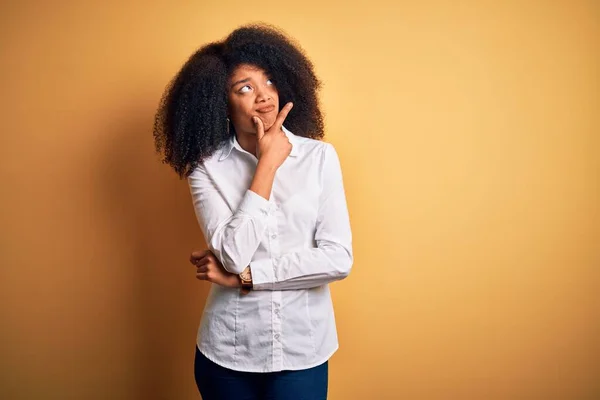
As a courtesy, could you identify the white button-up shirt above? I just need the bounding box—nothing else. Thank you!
[187,125,353,372]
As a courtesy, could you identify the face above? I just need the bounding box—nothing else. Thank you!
[227,64,279,136]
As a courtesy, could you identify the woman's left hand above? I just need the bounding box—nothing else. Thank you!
[190,249,240,288]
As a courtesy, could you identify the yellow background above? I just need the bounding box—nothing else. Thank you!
[1,1,598,399]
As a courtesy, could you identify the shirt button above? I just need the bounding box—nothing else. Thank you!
[274,309,280,315]
[271,234,277,239]
[274,334,280,339]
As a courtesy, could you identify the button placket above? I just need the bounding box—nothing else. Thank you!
[268,193,283,371]
[265,188,283,370]
[272,291,283,370]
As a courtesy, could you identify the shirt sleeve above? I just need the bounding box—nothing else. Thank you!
[187,162,276,275]
[250,143,354,290]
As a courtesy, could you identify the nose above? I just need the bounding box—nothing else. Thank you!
[255,83,272,103]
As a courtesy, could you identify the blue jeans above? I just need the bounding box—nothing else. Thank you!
[194,345,328,400]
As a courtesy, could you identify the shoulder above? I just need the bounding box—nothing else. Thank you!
[292,136,344,183]
[188,142,228,177]
[294,135,337,161]
[186,156,221,188]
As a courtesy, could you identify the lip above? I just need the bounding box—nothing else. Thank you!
[256,105,275,113]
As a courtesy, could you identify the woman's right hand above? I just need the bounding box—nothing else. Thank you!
[253,102,294,169]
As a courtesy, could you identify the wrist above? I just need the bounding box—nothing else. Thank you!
[235,274,243,288]
[256,160,278,174]
[239,266,253,291]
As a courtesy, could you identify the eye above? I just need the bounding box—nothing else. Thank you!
[239,85,252,93]
[266,79,274,86]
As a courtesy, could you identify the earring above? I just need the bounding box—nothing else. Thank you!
[226,117,230,135]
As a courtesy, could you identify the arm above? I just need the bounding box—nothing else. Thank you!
[188,105,292,275]
[187,161,278,275]
[249,143,354,291]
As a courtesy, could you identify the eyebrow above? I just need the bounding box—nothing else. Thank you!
[230,77,251,90]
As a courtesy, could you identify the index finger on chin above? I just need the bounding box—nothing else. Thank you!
[273,102,293,131]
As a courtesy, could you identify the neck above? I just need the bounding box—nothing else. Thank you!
[235,131,258,158]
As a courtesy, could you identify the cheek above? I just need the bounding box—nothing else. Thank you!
[228,99,258,131]
[230,97,253,115]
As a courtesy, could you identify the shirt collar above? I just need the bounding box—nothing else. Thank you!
[218,124,300,162]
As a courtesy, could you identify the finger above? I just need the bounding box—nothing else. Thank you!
[196,264,208,273]
[190,249,210,264]
[196,272,208,280]
[193,256,210,267]
[273,102,293,131]
[191,255,203,266]
[253,116,265,140]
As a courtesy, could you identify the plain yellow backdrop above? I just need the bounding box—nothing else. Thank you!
[1,1,598,399]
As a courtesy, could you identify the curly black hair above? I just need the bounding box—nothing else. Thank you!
[153,23,325,179]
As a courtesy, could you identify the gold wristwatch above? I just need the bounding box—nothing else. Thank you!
[239,267,253,294]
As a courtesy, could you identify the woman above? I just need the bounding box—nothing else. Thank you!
[153,23,353,400]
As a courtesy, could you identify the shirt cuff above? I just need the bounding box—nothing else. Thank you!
[250,258,275,290]
[238,189,274,219]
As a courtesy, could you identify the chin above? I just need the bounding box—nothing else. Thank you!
[265,116,278,128]
[252,114,276,131]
